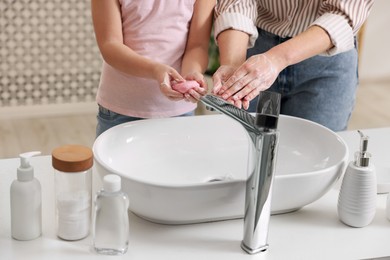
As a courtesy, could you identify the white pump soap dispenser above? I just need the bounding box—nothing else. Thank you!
[10,151,42,240]
[337,131,376,228]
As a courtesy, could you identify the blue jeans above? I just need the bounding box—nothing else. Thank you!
[247,28,358,131]
[96,105,195,137]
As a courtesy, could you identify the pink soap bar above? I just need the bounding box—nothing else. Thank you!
[171,80,200,94]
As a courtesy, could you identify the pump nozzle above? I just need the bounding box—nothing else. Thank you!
[354,130,371,167]
[17,151,41,181]
[20,151,42,168]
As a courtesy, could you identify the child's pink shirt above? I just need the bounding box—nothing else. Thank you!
[96,0,197,118]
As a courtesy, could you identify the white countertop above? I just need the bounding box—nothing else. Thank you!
[1,127,390,260]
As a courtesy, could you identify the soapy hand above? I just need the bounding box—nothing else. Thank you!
[212,54,279,109]
[211,64,240,106]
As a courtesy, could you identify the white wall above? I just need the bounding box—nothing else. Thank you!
[359,0,390,81]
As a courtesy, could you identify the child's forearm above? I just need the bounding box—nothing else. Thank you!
[98,41,160,80]
[181,46,209,77]
[180,0,215,78]
[91,0,160,80]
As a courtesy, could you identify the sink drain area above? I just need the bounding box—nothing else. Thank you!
[204,175,234,183]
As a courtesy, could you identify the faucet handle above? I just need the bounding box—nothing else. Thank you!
[200,95,258,133]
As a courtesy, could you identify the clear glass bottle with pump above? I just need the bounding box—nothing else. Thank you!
[52,145,93,240]
[93,174,129,255]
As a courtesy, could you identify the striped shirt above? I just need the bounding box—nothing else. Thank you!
[214,0,375,55]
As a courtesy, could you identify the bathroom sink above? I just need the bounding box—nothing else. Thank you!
[93,114,348,224]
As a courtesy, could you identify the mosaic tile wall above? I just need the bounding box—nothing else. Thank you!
[0,0,102,107]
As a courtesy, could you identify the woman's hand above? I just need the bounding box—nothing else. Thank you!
[213,54,280,109]
[212,64,237,95]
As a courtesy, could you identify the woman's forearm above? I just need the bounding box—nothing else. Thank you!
[265,25,333,72]
[217,29,249,67]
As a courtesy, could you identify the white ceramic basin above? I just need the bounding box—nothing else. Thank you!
[93,114,348,224]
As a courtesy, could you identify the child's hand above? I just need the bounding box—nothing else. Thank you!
[155,64,185,101]
[180,72,208,103]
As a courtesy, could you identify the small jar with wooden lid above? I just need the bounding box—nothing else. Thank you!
[52,144,93,241]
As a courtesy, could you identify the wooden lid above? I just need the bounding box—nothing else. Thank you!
[52,145,93,172]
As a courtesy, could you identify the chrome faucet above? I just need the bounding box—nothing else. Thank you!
[200,91,281,254]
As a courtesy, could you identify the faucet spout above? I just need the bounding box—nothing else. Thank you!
[241,131,279,254]
[200,91,281,254]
